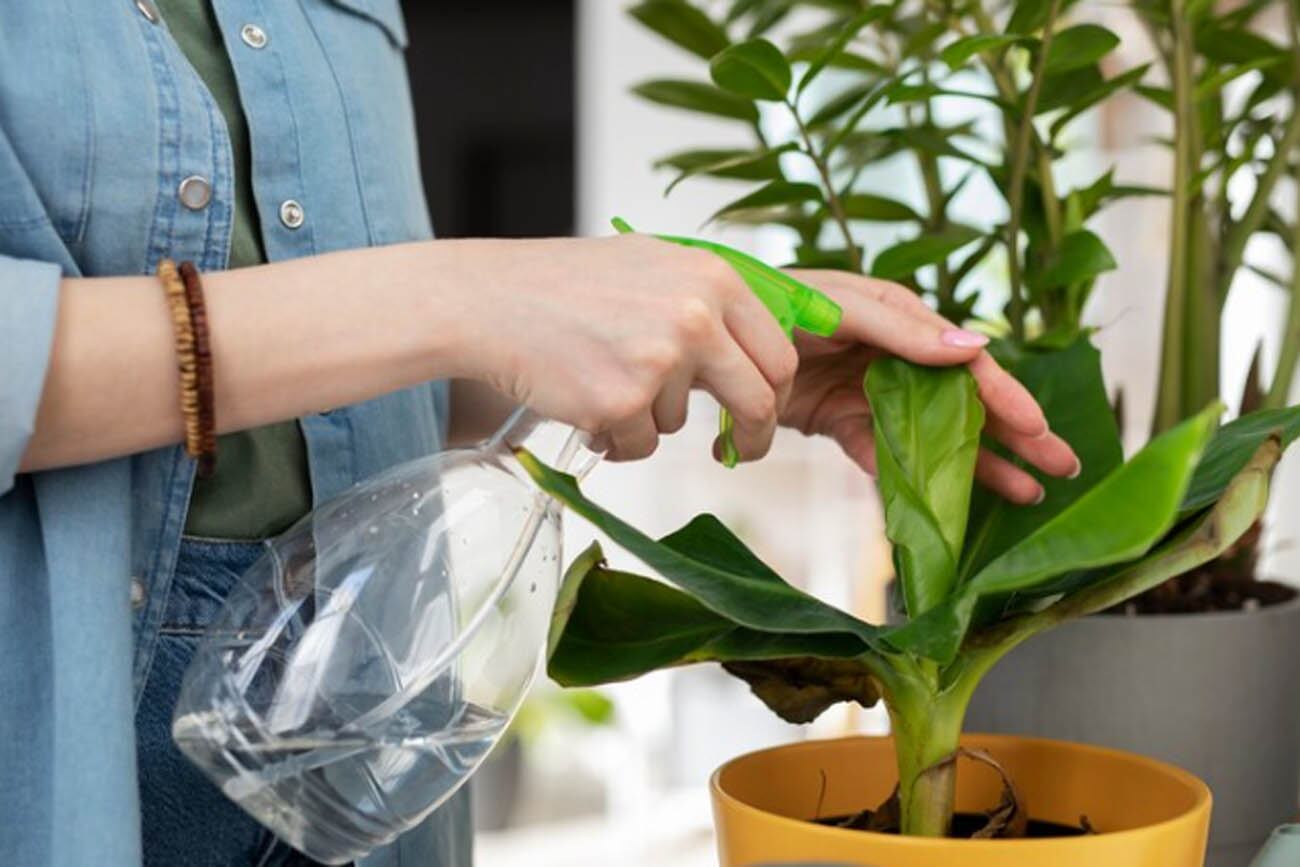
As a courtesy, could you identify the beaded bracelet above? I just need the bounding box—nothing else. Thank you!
[179,261,217,477]
[157,258,217,476]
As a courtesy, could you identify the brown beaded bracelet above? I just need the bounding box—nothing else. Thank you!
[179,261,217,477]
[157,258,216,476]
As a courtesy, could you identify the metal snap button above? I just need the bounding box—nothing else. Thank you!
[178,175,213,211]
[279,199,305,230]
[240,24,268,49]
[134,0,160,23]
[130,577,147,610]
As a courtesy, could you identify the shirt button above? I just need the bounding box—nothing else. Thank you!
[240,24,268,49]
[130,577,147,611]
[134,0,160,23]
[178,175,213,210]
[279,199,305,230]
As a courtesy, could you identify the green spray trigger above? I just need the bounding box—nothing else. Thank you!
[611,217,843,467]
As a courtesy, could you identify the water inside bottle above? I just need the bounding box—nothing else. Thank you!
[173,694,506,864]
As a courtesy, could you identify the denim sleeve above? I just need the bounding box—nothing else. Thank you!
[0,253,61,495]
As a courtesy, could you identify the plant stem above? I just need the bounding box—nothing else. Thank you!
[880,658,981,837]
[1265,153,1300,409]
[787,99,863,272]
[1005,0,1063,343]
[1153,0,1198,433]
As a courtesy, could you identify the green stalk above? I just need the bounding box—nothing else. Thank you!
[1265,147,1300,409]
[787,99,863,273]
[879,658,982,837]
[1005,0,1063,343]
[1154,0,1198,433]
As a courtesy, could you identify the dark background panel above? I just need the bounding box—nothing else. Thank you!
[401,1,576,238]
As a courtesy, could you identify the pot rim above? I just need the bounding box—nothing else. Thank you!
[709,733,1212,849]
[1090,583,1300,623]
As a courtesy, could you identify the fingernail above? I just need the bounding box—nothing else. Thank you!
[1067,458,1082,479]
[1032,486,1046,505]
[941,328,989,348]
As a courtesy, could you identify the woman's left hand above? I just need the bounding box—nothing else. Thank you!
[776,269,1081,506]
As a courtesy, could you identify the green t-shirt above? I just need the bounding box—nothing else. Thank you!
[159,0,313,539]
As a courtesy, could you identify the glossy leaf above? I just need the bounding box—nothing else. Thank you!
[1180,405,1300,515]
[1044,25,1120,74]
[1006,0,1051,34]
[842,192,921,222]
[1036,65,1106,115]
[807,82,875,128]
[1048,64,1151,139]
[871,225,982,279]
[709,180,823,222]
[1034,230,1117,289]
[959,339,1123,582]
[632,79,760,122]
[867,360,983,616]
[628,0,730,60]
[518,451,880,644]
[710,38,792,101]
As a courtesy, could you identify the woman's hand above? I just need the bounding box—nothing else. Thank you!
[467,234,795,462]
[778,269,1081,505]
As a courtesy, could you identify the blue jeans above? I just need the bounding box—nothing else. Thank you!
[132,538,474,867]
[134,538,323,867]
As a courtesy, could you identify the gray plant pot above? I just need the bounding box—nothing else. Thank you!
[966,595,1300,867]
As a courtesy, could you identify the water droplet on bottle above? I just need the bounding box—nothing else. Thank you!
[368,526,379,535]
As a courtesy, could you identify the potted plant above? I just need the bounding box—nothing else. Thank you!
[519,341,1300,864]
[961,5,1300,864]
[624,1,1300,862]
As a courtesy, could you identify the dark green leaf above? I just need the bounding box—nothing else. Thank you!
[1195,26,1285,66]
[632,79,760,121]
[791,244,862,269]
[797,7,888,95]
[1044,25,1120,74]
[842,192,921,222]
[710,38,792,101]
[940,34,1026,69]
[1049,64,1151,139]
[655,145,794,194]
[628,0,730,60]
[1180,406,1300,515]
[1036,65,1106,115]
[959,339,1123,582]
[1034,230,1117,289]
[1135,84,1174,110]
[709,180,823,222]
[1007,0,1050,34]
[871,225,982,278]
[867,360,984,616]
[518,451,880,644]
[1194,57,1285,102]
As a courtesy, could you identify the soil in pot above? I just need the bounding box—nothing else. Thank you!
[815,813,1090,838]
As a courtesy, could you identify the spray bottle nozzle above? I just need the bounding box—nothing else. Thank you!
[611,217,844,466]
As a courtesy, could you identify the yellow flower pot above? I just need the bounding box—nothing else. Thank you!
[711,733,1211,867]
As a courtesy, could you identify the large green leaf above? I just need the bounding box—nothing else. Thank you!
[655,145,794,194]
[959,339,1123,582]
[969,404,1219,596]
[1181,405,1300,514]
[547,544,875,718]
[871,225,982,278]
[628,0,730,60]
[518,451,880,644]
[940,34,1026,69]
[710,38,792,101]
[867,360,983,616]
[889,404,1220,662]
[632,79,761,122]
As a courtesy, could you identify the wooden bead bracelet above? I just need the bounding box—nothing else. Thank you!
[157,258,217,477]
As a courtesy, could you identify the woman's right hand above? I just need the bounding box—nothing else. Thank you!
[463,233,798,462]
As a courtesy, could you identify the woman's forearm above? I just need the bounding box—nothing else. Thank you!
[21,242,483,472]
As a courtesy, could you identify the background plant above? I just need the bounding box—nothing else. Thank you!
[629,0,1156,343]
[522,344,1300,837]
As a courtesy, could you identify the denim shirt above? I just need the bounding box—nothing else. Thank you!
[0,2,464,864]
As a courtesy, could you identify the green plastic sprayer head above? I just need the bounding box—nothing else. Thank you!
[611,217,843,466]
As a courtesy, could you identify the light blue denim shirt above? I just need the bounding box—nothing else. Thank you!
[0,2,466,864]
